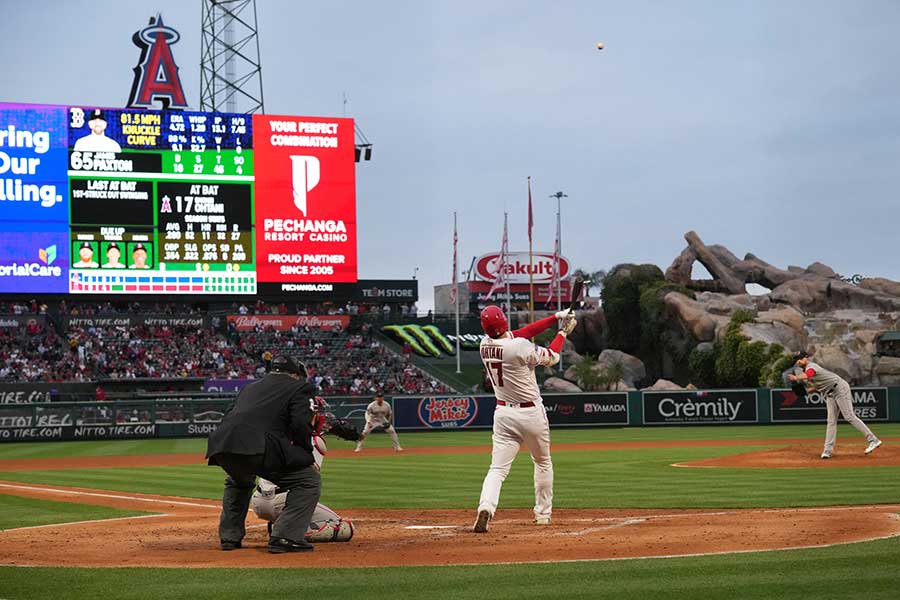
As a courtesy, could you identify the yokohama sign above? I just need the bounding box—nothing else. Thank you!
[226,314,350,331]
[252,114,357,283]
[474,252,570,284]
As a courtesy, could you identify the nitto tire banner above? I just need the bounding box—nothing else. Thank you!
[643,390,758,425]
[770,387,889,423]
[252,115,357,283]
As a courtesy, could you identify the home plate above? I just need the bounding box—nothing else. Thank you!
[405,525,461,530]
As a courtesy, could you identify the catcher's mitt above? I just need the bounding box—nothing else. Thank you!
[325,415,360,441]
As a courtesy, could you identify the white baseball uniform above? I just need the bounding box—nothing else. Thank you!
[251,435,354,542]
[355,398,402,451]
[477,329,560,522]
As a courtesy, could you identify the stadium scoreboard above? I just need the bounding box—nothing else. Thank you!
[0,102,357,295]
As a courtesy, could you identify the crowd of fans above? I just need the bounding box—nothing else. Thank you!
[0,300,451,395]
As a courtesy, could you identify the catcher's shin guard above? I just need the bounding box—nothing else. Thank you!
[305,519,354,543]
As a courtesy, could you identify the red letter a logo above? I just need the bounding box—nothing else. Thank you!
[127,14,188,110]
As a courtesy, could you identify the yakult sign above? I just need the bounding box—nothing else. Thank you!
[474,252,569,284]
[252,114,357,283]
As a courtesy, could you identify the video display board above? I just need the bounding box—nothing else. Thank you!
[0,102,356,295]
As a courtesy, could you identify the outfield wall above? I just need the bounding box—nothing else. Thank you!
[0,387,896,442]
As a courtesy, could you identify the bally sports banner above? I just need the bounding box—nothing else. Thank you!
[226,314,350,331]
[252,114,357,283]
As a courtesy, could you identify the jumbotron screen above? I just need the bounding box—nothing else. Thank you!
[0,102,356,295]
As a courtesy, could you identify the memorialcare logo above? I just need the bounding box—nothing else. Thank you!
[0,246,62,278]
[417,397,478,428]
[127,14,188,109]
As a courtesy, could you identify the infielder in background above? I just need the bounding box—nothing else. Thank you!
[788,350,883,459]
[252,418,354,543]
[354,392,403,452]
[473,306,576,533]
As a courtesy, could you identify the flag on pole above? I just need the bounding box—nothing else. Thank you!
[527,178,534,244]
[485,217,508,301]
[546,224,560,303]
[450,214,458,306]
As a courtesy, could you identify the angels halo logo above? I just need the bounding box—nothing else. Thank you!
[127,14,188,110]
[417,396,478,428]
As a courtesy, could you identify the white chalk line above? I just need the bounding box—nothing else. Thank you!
[559,518,646,536]
[1,513,168,534]
[0,482,220,509]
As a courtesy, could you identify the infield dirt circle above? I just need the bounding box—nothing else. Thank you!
[1,440,898,568]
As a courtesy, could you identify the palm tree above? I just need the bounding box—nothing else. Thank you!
[573,268,607,297]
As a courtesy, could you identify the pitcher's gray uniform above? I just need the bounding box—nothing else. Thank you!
[789,351,882,458]
[354,394,402,452]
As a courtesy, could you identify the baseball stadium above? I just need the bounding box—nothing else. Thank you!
[2,2,900,599]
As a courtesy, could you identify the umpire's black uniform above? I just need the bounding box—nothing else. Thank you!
[206,356,321,552]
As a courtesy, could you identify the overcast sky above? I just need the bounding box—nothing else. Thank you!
[2,1,899,310]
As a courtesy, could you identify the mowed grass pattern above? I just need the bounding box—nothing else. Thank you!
[2,445,898,509]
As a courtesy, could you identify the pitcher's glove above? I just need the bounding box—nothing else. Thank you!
[325,415,360,441]
[790,381,808,399]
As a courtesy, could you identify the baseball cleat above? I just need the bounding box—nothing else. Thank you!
[820,452,831,459]
[395,447,404,452]
[354,446,362,453]
[473,509,491,533]
[220,540,242,551]
[533,517,551,525]
[865,439,883,455]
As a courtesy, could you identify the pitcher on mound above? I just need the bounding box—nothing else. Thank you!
[473,305,576,533]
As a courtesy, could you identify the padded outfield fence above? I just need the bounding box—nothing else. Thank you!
[1,386,898,442]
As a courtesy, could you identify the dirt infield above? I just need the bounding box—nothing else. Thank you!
[0,480,898,568]
[1,440,898,568]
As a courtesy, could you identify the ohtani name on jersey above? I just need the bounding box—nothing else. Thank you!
[481,346,503,360]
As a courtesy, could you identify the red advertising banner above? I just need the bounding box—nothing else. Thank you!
[227,314,350,331]
[252,114,357,283]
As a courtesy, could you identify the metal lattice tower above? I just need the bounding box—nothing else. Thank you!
[200,0,264,114]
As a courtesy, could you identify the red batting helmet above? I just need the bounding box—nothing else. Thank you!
[480,305,508,338]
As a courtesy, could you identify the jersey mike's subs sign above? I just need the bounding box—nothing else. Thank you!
[474,252,570,284]
[252,114,357,283]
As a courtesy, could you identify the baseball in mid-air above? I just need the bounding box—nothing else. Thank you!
[597,42,604,50]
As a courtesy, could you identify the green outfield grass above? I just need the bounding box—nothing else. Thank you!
[2,423,898,459]
[0,536,898,600]
[0,494,149,531]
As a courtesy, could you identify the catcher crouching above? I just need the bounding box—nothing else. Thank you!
[251,414,357,542]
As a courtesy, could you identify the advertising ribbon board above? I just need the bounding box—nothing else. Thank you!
[770,387,889,423]
[642,390,758,425]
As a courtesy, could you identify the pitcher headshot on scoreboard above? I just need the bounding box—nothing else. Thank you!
[102,242,126,269]
[129,242,152,269]
[73,109,122,152]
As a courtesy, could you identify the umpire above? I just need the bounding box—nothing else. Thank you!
[206,355,321,553]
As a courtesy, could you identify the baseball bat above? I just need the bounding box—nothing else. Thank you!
[568,277,584,312]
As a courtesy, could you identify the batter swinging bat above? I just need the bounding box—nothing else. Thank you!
[568,277,584,312]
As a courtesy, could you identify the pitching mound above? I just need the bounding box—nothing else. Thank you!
[677,443,900,469]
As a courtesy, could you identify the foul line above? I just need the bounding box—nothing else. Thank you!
[1,513,168,534]
[0,482,220,509]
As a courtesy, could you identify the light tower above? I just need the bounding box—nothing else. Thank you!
[200,0,265,113]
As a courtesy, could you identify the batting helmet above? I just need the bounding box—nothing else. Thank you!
[271,355,307,377]
[480,305,508,338]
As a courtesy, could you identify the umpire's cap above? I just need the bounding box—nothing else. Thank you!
[270,355,307,377]
[790,350,809,365]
